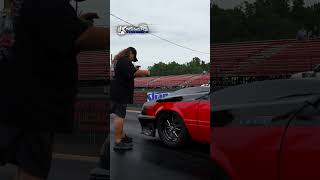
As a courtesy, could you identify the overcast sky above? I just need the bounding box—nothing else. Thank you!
[213,0,319,9]
[111,0,210,69]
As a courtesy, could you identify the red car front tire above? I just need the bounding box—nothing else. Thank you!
[157,111,189,148]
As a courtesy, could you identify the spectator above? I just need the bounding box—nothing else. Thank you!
[0,0,108,180]
[307,29,313,39]
[110,47,150,151]
[296,26,307,40]
[311,25,320,39]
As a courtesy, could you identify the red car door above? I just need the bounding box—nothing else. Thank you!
[280,101,320,180]
[211,102,299,180]
[197,95,210,143]
[174,101,200,139]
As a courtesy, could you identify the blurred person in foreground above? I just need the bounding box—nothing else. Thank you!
[110,47,150,151]
[0,0,109,180]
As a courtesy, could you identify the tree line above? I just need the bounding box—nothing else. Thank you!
[148,57,210,76]
[211,0,320,43]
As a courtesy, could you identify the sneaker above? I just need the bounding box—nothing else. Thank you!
[121,134,133,144]
[113,141,133,151]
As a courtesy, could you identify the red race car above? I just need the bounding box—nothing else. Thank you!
[211,78,320,180]
[138,86,210,148]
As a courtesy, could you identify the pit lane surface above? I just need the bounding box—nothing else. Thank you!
[111,110,212,180]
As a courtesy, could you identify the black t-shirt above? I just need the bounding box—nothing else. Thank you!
[0,0,89,132]
[110,58,137,104]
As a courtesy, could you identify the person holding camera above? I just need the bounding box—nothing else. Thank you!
[110,47,150,151]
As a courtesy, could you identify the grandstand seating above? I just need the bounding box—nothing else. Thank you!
[74,99,108,133]
[186,75,210,86]
[77,50,110,81]
[134,74,210,88]
[212,41,278,76]
[133,91,147,105]
[135,76,158,87]
[148,74,196,88]
[211,39,320,77]
[247,40,320,76]
[76,51,109,133]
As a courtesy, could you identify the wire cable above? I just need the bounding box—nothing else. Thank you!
[110,13,209,55]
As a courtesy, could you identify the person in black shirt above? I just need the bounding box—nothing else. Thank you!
[110,47,149,150]
[0,0,109,179]
[312,25,320,39]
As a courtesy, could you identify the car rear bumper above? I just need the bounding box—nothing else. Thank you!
[138,114,156,137]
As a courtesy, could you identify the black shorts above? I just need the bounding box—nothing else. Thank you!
[0,126,54,178]
[110,101,127,118]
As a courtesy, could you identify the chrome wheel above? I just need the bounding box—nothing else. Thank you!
[157,112,189,148]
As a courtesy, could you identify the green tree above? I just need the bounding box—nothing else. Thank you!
[148,57,209,76]
[211,0,320,43]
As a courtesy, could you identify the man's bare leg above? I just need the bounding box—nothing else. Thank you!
[120,127,125,138]
[113,115,124,144]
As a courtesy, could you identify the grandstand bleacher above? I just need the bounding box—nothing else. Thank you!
[211,39,320,78]
[75,50,110,133]
[78,50,110,81]
[134,74,210,88]
[74,99,108,132]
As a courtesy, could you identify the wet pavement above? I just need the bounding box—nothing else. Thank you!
[0,132,105,180]
[0,111,212,180]
[111,111,212,180]
[0,153,99,180]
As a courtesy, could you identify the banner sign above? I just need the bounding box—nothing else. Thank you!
[147,92,170,102]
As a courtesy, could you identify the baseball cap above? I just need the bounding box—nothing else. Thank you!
[128,47,138,62]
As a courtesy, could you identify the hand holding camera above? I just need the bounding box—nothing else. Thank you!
[80,13,99,22]
[79,12,99,26]
[135,65,141,70]
[134,69,150,77]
